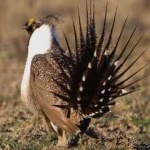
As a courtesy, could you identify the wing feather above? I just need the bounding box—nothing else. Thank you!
[30,54,79,133]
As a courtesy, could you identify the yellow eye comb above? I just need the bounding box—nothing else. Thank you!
[28,18,35,26]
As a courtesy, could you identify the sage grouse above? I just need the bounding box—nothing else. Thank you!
[21,1,148,147]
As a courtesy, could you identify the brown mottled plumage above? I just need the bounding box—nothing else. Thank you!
[21,0,148,147]
[21,18,79,147]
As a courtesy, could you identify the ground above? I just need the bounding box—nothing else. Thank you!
[0,98,150,149]
[0,0,150,149]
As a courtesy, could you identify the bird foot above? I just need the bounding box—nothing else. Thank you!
[56,140,68,148]
[55,133,68,149]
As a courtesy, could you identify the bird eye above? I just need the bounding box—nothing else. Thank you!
[22,22,28,29]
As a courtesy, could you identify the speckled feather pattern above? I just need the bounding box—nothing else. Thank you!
[30,53,67,107]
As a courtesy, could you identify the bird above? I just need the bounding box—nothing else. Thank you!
[21,0,148,148]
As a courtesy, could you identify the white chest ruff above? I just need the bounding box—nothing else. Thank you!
[28,25,52,58]
[21,24,57,113]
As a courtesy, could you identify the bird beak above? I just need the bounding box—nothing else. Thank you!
[22,25,27,30]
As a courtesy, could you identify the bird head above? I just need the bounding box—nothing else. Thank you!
[23,15,62,35]
[23,18,43,35]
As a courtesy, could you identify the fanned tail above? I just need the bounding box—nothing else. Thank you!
[51,0,148,131]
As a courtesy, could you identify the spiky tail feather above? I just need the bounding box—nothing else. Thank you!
[52,0,148,130]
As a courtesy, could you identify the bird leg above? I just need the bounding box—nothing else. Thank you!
[44,114,68,147]
[50,121,68,147]
[57,129,68,147]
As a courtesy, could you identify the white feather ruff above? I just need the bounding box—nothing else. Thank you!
[21,24,56,113]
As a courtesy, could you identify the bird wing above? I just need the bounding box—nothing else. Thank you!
[30,53,79,134]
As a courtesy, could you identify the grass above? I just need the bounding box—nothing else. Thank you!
[0,0,150,149]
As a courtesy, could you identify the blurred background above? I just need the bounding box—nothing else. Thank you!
[0,0,150,149]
